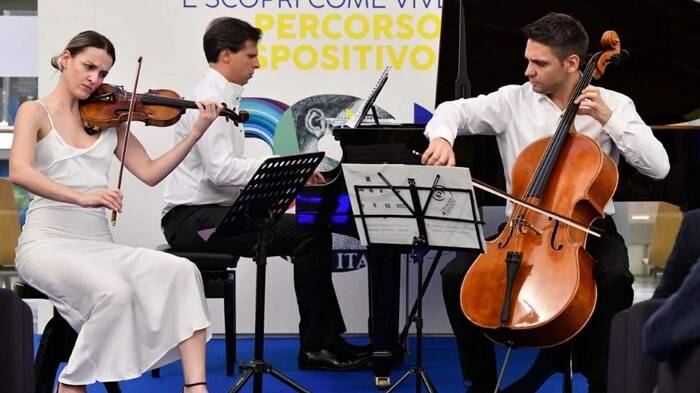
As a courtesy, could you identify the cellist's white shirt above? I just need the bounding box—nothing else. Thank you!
[424,82,670,216]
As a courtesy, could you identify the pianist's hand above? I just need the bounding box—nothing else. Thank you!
[306,171,326,185]
[422,137,456,166]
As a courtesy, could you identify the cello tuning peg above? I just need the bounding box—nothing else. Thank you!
[611,50,630,65]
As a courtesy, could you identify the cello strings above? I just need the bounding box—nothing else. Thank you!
[526,55,598,201]
[510,53,600,225]
[508,54,600,261]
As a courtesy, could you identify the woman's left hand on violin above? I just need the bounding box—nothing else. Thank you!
[191,100,225,138]
[575,85,612,126]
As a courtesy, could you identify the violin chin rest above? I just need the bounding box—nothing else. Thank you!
[83,122,101,135]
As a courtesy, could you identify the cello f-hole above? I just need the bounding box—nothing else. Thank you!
[550,218,564,251]
[498,220,517,249]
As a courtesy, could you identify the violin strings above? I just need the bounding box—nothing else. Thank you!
[125,92,196,108]
[119,91,236,117]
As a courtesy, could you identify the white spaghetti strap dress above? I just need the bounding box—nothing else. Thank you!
[14,100,211,385]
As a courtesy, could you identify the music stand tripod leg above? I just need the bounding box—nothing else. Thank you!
[386,367,416,393]
[386,243,437,393]
[399,250,443,348]
[227,219,310,393]
[419,369,437,393]
[228,367,254,393]
[269,367,311,391]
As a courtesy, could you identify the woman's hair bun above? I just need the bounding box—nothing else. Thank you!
[50,55,61,71]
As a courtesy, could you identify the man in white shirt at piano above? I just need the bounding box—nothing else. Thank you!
[422,13,669,393]
[161,17,371,371]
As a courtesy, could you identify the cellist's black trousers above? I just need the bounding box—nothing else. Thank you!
[442,215,633,392]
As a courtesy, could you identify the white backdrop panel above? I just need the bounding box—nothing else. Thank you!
[37,0,458,334]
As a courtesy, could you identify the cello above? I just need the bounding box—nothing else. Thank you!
[459,31,628,348]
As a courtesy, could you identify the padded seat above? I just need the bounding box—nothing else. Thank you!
[156,245,239,376]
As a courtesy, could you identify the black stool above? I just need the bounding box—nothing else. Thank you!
[153,245,239,377]
[13,282,122,393]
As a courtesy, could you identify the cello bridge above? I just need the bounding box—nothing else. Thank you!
[513,216,542,236]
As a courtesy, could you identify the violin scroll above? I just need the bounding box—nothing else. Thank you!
[237,109,250,123]
[221,103,249,126]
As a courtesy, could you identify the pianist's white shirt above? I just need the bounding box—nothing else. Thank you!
[162,68,264,217]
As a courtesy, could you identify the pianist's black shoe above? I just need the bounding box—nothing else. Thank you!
[333,337,373,358]
[298,347,371,371]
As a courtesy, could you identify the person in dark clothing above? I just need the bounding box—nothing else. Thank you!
[644,258,700,362]
[643,208,700,362]
[653,208,700,299]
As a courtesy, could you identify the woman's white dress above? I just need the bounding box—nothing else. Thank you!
[14,101,211,385]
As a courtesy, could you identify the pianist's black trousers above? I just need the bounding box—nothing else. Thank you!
[442,216,633,392]
[162,204,346,350]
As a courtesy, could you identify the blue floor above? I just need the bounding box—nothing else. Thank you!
[44,336,588,392]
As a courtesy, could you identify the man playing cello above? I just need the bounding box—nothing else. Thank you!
[422,12,669,393]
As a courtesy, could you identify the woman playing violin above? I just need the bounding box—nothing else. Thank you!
[10,30,222,393]
[422,13,669,393]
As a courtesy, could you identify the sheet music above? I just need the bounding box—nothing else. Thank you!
[342,164,485,250]
[345,65,391,128]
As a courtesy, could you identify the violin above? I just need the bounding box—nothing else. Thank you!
[93,57,249,225]
[459,31,628,348]
[79,83,249,135]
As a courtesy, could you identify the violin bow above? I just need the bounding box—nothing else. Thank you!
[111,56,143,225]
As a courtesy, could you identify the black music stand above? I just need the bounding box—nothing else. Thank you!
[211,152,324,393]
[346,65,390,128]
[344,165,485,393]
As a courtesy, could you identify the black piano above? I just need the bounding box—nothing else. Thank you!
[298,0,700,388]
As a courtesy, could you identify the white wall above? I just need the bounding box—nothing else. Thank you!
[0,16,37,77]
